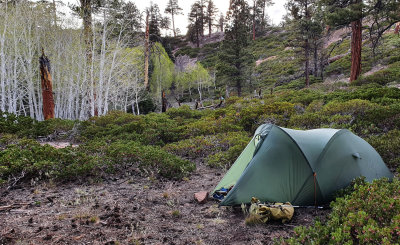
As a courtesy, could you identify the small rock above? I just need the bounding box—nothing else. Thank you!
[43,234,52,240]
[194,191,208,204]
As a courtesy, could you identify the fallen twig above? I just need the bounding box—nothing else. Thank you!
[0,202,31,212]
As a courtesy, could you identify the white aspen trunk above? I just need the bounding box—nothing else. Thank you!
[0,25,7,112]
[197,81,202,101]
[97,11,107,115]
[135,90,140,115]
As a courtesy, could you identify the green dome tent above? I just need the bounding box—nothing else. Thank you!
[214,124,393,206]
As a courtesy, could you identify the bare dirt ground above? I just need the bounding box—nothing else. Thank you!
[0,161,328,245]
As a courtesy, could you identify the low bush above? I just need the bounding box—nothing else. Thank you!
[206,132,250,168]
[355,63,400,85]
[0,138,196,184]
[280,178,400,245]
[0,139,98,183]
[164,131,250,167]
[78,111,183,145]
[367,130,400,169]
[163,135,221,159]
[104,140,195,179]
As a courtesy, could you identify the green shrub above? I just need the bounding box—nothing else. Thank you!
[239,102,296,132]
[0,111,76,139]
[164,131,250,168]
[367,130,400,169]
[166,105,204,120]
[163,135,220,159]
[104,141,195,179]
[206,132,250,168]
[0,139,98,183]
[281,178,400,245]
[78,111,183,145]
[289,113,330,129]
[355,63,400,85]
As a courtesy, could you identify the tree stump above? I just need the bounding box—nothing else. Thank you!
[39,49,55,120]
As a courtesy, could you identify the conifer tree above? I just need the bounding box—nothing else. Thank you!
[216,0,253,96]
[206,0,218,37]
[252,0,273,40]
[197,0,206,37]
[165,0,183,37]
[366,0,400,55]
[148,3,162,43]
[321,0,363,82]
[218,12,225,32]
[188,2,203,47]
[287,0,321,87]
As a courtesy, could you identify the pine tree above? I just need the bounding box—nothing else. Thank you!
[252,0,273,40]
[367,0,400,55]
[287,0,321,87]
[148,3,162,43]
[218,12,225,32]
[321,0,400,81]
[165,0,183,37]
[197,0,206,37]
[321,0,363,82]
[206,0,218,37]
[216,0,253,96]
[188,2,203,47]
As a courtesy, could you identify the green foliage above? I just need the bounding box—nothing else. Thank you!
[0,111,37,136]
[78,111,183,145]
[367,130,400,169]
[0,111,75,138]
[163,131,250,168]
[150,42,175,97]
[175,46,200,58]
[0,139,98,183]
[355,63,400,86]
[216,0,253,96]
[281,178,400,245]
[102,140,195,179]
[239,101,297,132]
[0,137,195,183]
[166,105,204,120]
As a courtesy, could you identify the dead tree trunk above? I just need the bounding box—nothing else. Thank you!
[39,49,55,120]
[161,90,167,112]
[350,18,362,82]
[144,11,150,90]
[395,22,400,34]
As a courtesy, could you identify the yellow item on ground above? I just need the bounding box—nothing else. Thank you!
[248,197,294,224]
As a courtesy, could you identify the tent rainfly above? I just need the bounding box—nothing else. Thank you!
[214,124,393,206]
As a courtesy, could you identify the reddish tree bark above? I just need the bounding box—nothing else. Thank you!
[162,90,167,112]
[39,49,55,120]
[350,19,362,82]
[395,22,400,34]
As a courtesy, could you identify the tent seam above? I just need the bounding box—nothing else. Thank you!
[275,126,315,172]
[276,127,348,203]
[311,129,349,201]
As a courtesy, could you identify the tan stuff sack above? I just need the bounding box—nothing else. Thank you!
[246,197,294,224]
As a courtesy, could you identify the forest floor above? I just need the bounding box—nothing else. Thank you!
[0,145,329,245]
